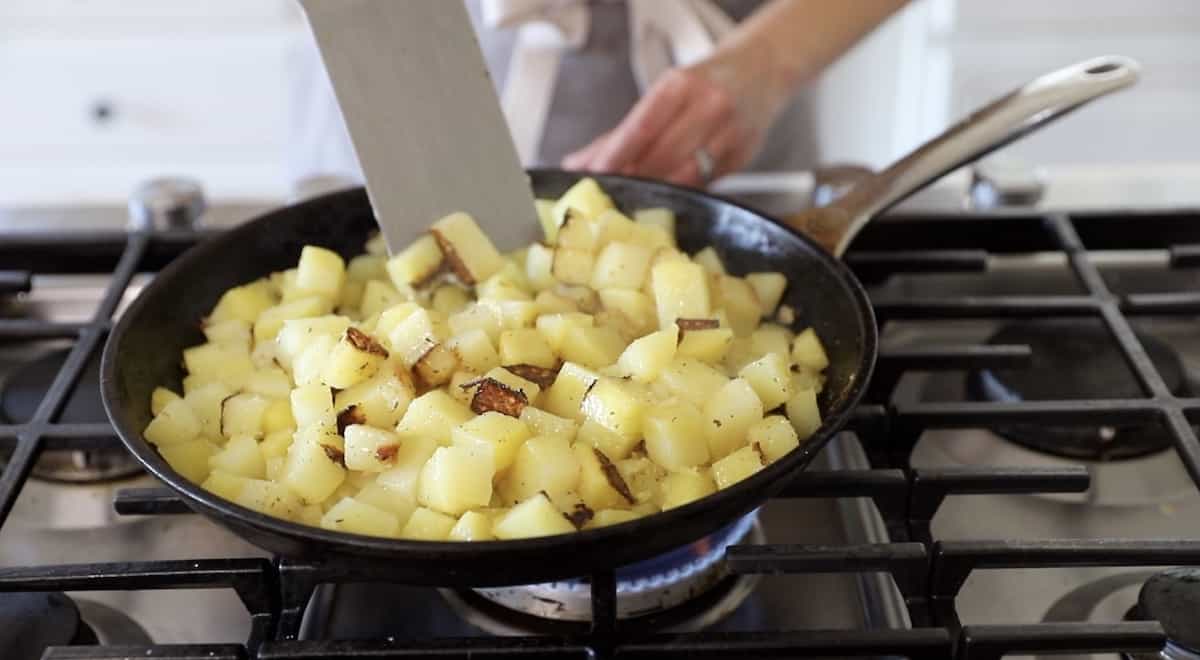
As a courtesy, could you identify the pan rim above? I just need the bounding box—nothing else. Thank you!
[100,172,876,575]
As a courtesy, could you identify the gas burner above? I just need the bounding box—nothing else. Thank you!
[0,592,96,659]
[1125,568,1200,659]
[0,348,141,482]
[443,513,761,633]
[968,320,1189,461]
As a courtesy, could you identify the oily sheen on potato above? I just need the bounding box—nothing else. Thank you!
[144,178,829,541]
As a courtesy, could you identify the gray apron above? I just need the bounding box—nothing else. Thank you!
[289,0,818,186]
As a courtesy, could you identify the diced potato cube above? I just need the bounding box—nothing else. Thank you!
[290,384,335,429]
[343,424,402,472]
[654,359,728,408]
[786,387,822,440]
[275,315,353,368]
[262,399,296,435]
[254,296,333,343]
[202,470,250,501]
[577,418,640,461]
[360,280,407,319]
[400,506,458,540]
[739,352,793,411]
[221,393,271,439]
[643,401,710,470]
[209,434,266,479]
[374,430,438,502]
[396,390,474,445]
[430,212,504,284]
[182,342,255,391]
[525,243,557,291]
[482,366,543,402]
[717,276,762,336]
[574,443,633,510]
[448,371,479,405]
[791,368,826,395]
[534,289,578,315]
[449,511,495,541]
[333,367,415,430]
[540,361,598,421]
[159,437,219,483]
[482,299,539,330]
[235,478,302,520]
[355,481,417,525]
[590,241,653,290]
[321,328,389,389]
[418,446,494,516]
[499,435,579,504]
[388,308,448,368]
[518,406,577,441]
[585,508,641,529]
[281,425,346,504]
[692,247,726,275]
[451,411,531,472]
[499,328,557,369]
[712,445,765,489]
[144,398,201,447]
[299,504,323,526]
[431,284,472,315]
[493,492,576,539]
[553,284,600,312]
[560,325,624,369]
[320,497,400,537]
[704,378,764,460]
[204,318,251,349]
[151,387,182,417]
[748,415,800,463]
[184,382,231,439]
[259,429,294,460]
[615,327,677,383]
[615,456,664,504]
[749,324,793,361]
[677,327,734,363]
[633,207,676,237]
[791,328,830,372]
[295,245,345,299]
[551,248,595,286]
[413,343,459,388]
[597,289,655,336]
[594,209,636,246]
[209,282,275,325]
[347,253,387,281]
[553,177,614,225]
[746,272,787,316]
[535,312,594,353]
[448,329,501,373]
[291,334,335,386]
[535,198,560,243]
[448,303,502,343]
[476,272,532,302]
[581,378,645,439]
[386,235,444,289]
[659,469,716,510]
[244,368,292,400]
[651,261,710,329]
[265,456,286,481]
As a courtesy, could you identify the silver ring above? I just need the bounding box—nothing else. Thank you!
[694,147,715,184]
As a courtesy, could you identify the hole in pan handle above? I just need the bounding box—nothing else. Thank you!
[787,55,1140,258]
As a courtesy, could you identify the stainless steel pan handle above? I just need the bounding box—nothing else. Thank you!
[789,55,1140,257]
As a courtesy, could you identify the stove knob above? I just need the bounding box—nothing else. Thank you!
[128,177,207,231]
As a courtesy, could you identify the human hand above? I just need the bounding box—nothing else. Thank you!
[562,47,785,187]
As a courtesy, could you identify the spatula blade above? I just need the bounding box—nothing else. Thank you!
[300,0,535,253]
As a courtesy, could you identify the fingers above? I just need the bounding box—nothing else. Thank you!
[562,131,611,170]
[662,110,743,187]
[590,70,691,172]
[634,81,733,179]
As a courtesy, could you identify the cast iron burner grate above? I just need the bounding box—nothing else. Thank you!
[966,319,1189,461]
[3,207,1200,659]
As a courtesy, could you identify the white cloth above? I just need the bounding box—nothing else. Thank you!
[483,0,735,163]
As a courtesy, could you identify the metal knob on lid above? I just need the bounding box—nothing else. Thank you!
[128,177,206,230]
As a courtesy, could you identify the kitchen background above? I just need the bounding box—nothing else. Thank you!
[2,0,1199,209]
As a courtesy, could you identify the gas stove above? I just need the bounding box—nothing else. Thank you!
[1,176,1199,659]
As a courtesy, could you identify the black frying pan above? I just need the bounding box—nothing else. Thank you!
[101,57,1136,586]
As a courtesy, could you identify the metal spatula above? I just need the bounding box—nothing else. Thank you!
[299,0,535,253]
